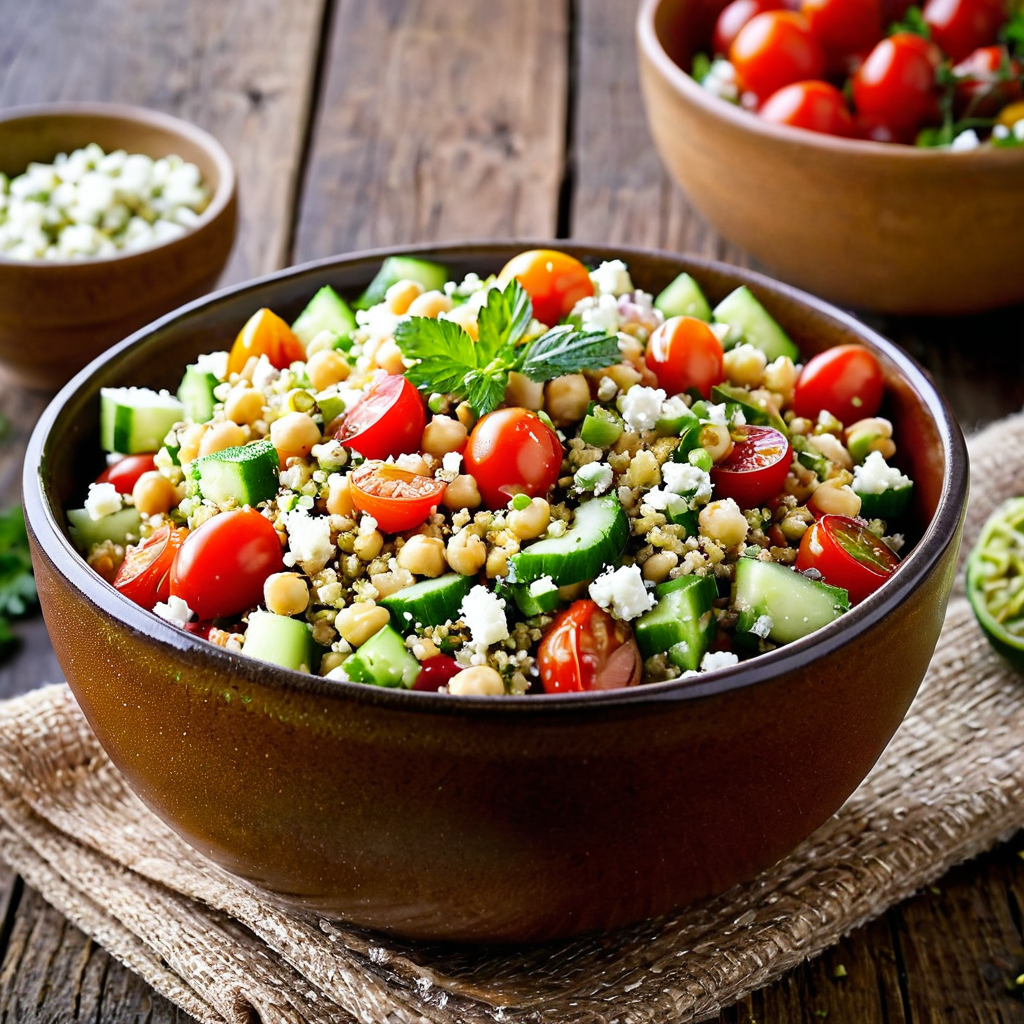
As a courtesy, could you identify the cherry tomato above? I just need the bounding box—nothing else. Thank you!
[497,249,594,327]
[537,600,642,693]
[953,45,1023,117]
[645,316,725,398]
[349,461,445,534]
[170,509,284,621]
[852,33,940,135]
[113,525,188,611]
[923,0,1005,62]
[96,454,158,494]
[801,0,881,55]
[415,654,461,691]
[227,308,306,377]
[792,344,884,426]
[334,371,427,460]
[730,11,827,101]
[796,513,900,604]
[710,425,792,509]
[713,0,784,56]
[760,80,855,135]
[464,408,564,509]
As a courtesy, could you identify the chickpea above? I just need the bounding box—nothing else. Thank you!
[337,603,390,647]
[414,638,441,660]
[177,423,208,465]
[544,374,590,427]
[421,415,468,457]
[263,572,309,616]
[699,423,734,464]
[455,401,477,431]
[642,551,678,583]
[131,471,177,516]
[446,530,487,575]
[810,479,862,517]
[808,432,853,471]
[448,665,505,696]
[600,362,643,393]
[306,349,350,391]
[395,453,431,477]
[407,290,453,318]
[764,356,799,404]
[319,651,347,676]
[845,417,896,461]
[699,499,749,547]
[385,279,423,315]
[270,412,321,459]
[625,450,661,489]
[505,372,544,411]
[198,421,247,458]
[353,529,383,561]
[508,497,550,541]
[722,344,767,388]
[443,303,479,340]
[443,474,482,510]
[326,474,355,516]
[397,535,447,578]
[371,569,414,598]
[486,546,509,579]
[375,339,406,375]
[224,385,265,426]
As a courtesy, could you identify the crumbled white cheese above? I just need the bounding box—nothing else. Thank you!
[994,124,1011,141]
[153,595,194,628]
[283,507,333,573]
[324,665,350,682]
[459,585,509,646]
[852,450,911,495]
[640,488,689,517]
[619,385,667,432]
[84,482,123,520]
[700,650,739,672]
[311,440,347,469]
[749,615,773,639]
[194,350,229,380]
[702,402,728,426]
[702,59,739,102]
[574,461,614,495]
[949,128,981,152]
[1014,119,1024,142]
[572,292,622,333]
[590,259,634,297]
[589,564,655,621]
[660,395,690,423]
[357,514,378,536]
[662,462,712,503]
[251,354,279,391]
[442,451,463,475]
[597,376,618,402]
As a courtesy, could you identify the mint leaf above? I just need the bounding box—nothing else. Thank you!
[519,326,621,382]
[476,279,531,364]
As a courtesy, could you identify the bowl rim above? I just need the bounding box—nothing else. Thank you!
[24,239,969,716]
[636,0,1024,161]
[0,101,236,270]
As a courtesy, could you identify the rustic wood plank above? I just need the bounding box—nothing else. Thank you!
[292,0,569,261]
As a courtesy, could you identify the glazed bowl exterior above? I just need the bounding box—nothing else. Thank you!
[637,0,1024,315]
[0,103,237,389]
[25,242,968,942]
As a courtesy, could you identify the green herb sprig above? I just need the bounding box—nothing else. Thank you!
[0,506,38,660]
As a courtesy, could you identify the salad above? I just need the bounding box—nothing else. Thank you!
[691,0,1024,148]
[69,250,913,696]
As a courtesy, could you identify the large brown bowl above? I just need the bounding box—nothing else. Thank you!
[637,0,1024,315]
[24,242,967,943]
[0,103,237,389]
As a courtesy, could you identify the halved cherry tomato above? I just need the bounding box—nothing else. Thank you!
[710,425,792,509]
[923,0,1005,62]
[852,33,940,135]
[760,80,855,135]
[537,600,642,693]
[334,372,426,460]
[953,45,1023,117]
[792,344,884,426]
[713,0,784,56]
[800,0,881,56]
[415,654,462,691]
[645,316,725,398]
[349,461,445,534]
[730,11,827,101]
[113,525,188,610]
[226,308,307,377]
[464,408,564,509]
[96,454,158,494]
[796,513,900,604]
[170,509,284,621]
[497,249,594,328]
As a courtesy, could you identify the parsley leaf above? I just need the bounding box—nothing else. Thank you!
[519,326,622,382]
[475,279,531,364]
[396,317,477,397]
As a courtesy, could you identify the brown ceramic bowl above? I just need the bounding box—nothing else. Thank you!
[637,0,1024,315]
[0,103,236,389]
[24,242,967,943]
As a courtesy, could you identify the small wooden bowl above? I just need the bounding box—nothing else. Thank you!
[637,0,1024,315]
[0,103,236,389]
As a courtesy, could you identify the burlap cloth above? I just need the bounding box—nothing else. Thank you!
[0,413,1022,1024]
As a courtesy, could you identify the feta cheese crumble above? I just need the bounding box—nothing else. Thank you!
[619,385,667,432]
[590,259,634,297]
[589,564,655,620]
[84,482,122,521]
[283,508,333,574]
[852,451,911,494]
[662,462,713,503]
[460,585,509,646]
[153,595,194,628]
[700,650,739,672]
[574,461,614,495]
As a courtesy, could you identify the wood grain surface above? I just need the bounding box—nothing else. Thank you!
[1,0,1024,1020]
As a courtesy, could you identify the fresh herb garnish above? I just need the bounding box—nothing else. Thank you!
[395,279,619,417]
[1002,9,1024,52]
[0,505,38,660]
[888,6,930,37]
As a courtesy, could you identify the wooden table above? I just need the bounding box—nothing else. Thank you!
[2,1,1024,1020]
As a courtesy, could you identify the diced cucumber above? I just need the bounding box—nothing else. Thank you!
[654,272,712,322]
[711,382,787,433]
[635,574,718,671]
[315,390,348,426]
[291,286,357,347]
[342,625,421,688]
[580,407,624,447]
[100,387,184,455]
[856,483,913,520]
[354,256,448,311]
[509,495,629,586]
[177,364,220,424]
[712,287,799,362]
[242,611,313,672]
[733,557,849,645]
[67,506,142,552]
[509,576,562,617]
[666,507,699,536]
[188,439,280,507]
[656,405,699,438]
[796,447,829,480]
[380,572,474,630]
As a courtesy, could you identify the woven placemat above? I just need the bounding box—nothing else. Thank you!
[0,412,1021,1024]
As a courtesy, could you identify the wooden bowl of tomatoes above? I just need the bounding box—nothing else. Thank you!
[23,242,967,942]
[637,0,1024,313]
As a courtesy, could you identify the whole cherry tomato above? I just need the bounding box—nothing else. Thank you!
[96,453,158,494]
[730,11,827,101]
[792,344,884,426]
[645,316,725,398]
[415,654,461,691]
[759,80,855,135]
[852,33,940,135]
[923,0,1006,62]
[170,509,284,621]
[113,525,188,611]
[497,249,594,328]
[537,600,642,693]
[713,0,784,56]
[796,513,900,604]
[226,308,307,377]
[800,0,882,55]
[334,371,427,460]
[464,408,563,509]
[349,461,446,534]
[953,45,1023,117]
[710,425,792,509]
